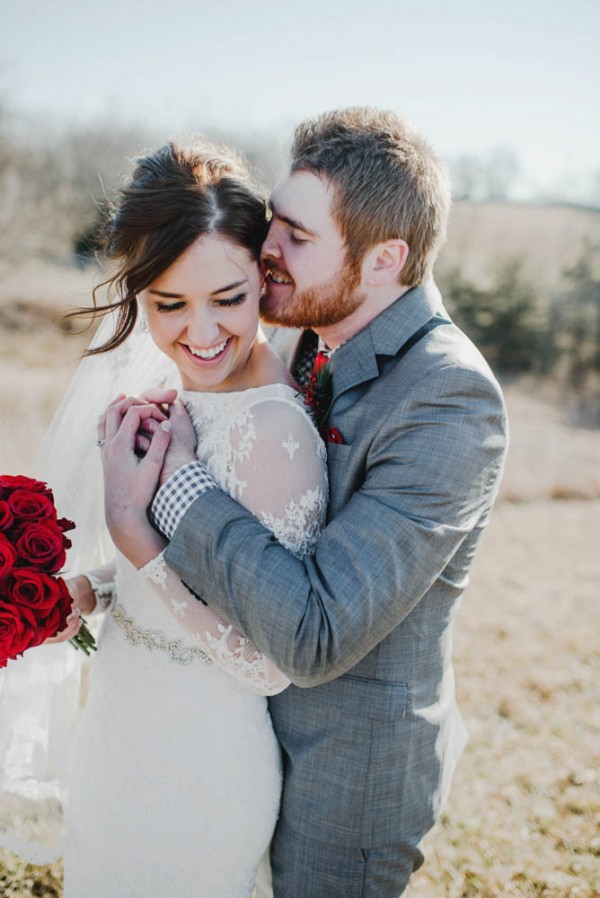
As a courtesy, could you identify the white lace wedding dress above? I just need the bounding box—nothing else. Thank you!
[62,383,327,898]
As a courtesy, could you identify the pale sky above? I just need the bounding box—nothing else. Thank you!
[2,0,598,200]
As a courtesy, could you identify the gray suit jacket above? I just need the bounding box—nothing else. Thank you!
[165,280,508,849]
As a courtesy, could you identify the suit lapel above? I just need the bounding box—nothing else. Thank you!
[328,280,446,403]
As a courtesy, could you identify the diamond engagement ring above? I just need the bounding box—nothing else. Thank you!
[96,438,106,447]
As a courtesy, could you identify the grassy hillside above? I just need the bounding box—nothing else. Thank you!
[439,201,600,295]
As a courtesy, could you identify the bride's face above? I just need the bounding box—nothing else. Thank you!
[139,235,262,393]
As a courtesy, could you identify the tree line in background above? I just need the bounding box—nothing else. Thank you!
[439,249,600,424]
[1,114,599,423]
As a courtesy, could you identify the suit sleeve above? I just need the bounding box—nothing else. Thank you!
[164,364,507,687]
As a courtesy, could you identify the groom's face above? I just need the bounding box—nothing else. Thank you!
[260,170,365,329]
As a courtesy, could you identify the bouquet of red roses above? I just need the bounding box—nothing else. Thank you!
[0,474,96,668]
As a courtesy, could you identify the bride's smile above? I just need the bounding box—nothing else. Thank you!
[184,337,231,361]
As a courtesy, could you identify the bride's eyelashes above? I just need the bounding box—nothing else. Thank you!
[154,300,185,313]
[153,294,248,314]
[215,293,248,307]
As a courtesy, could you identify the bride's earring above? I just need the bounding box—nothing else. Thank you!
[138,308,149,333]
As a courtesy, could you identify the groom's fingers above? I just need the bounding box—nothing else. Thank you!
[134,433,151,457]
[140,421,172,475]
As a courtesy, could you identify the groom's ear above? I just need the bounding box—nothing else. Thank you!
[363,239,409,286]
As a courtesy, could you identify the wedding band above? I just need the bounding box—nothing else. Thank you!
[96,438,106,447]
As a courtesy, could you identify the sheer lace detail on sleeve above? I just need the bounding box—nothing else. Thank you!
[139,553,290,695]
[225,396,328,559]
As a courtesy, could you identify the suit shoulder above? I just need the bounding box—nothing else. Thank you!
[396,319,504,403]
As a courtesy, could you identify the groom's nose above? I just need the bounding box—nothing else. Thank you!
[261,222,282,261]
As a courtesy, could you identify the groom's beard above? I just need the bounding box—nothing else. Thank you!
[260,255,365,329]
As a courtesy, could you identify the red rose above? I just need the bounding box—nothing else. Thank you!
[312,351,330,375]
[37,579,73,641]
[7,489,56,523]
[0,534,18,579]
[9,568,71,615]
[56,518,75,551]
[16,521,67,572]
[0,500,14,531]
[0,476,54,500]
[0,600,41,667]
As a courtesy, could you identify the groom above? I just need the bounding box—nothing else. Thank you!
[108,108,507,896]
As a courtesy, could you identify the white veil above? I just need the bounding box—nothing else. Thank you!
[0,313,179,863]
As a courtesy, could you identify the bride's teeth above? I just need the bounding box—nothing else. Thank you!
[188,340,228,360]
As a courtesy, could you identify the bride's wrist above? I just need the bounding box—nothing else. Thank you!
[120,528,167,571]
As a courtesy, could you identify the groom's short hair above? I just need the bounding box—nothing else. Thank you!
[290,107,451,287]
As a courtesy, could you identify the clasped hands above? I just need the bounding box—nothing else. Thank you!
[97,388,197,569]
[46,388,196,645]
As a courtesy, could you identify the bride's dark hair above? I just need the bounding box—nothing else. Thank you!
[72,138,269,355]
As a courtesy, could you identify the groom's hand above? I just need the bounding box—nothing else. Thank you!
[156,399,198,487]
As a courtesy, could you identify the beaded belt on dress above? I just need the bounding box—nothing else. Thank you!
[110,601,211,666]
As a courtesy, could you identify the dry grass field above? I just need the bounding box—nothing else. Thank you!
[1,254,599,896]
[439,201,600,294]
[406,499,600,898]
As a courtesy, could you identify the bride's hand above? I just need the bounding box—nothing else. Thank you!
[43,578,84,644]
[44,609,82,644]
[103,392,175,457]
[98,399,170,568]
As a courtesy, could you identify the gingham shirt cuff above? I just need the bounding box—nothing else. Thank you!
[150,461,216,539]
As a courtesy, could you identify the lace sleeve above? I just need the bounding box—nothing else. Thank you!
[226,397,328,559]
[84,559,118,614]
[139,552,290,695]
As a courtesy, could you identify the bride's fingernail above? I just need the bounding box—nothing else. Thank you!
[160,420,172,432]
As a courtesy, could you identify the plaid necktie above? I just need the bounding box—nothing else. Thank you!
[293,330,319,388]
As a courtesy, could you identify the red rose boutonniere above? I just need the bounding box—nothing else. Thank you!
[303,352,344,443]
[324,426,344,444]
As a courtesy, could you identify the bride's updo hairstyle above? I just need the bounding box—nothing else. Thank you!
[78,138,269,355]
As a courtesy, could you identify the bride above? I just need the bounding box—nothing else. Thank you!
[4,140,327,897]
